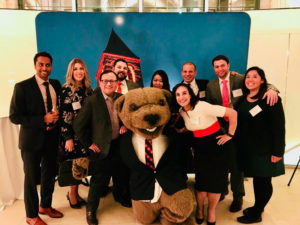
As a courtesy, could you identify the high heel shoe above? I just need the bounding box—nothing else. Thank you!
[195,206,204,224]
[195,216,204,224]
[67,192,81,209]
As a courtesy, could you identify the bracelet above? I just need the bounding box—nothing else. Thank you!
[227,133,234,138]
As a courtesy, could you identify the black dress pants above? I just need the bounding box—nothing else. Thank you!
[21,130,59,218]
[87,140,130,212]
[226,140,245,199]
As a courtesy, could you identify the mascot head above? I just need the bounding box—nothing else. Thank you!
[115,87,172,139]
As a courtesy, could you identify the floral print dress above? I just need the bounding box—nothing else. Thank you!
[59,85,92,160]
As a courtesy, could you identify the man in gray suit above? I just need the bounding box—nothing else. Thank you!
[112,58,140,94]
[206,55,278,212]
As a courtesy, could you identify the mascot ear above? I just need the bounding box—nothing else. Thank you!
[162,89,172,106]
[114,95,126,113]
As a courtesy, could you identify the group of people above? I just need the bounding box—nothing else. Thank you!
[9,51,285,225]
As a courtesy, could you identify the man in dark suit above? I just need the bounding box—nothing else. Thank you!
[206,55,278,212]
[9,52,63,225]
[181,62,209,100]
[73,70,129,225]
[112,58,140,94]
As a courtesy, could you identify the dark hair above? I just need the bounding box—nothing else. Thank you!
[182,62,196,71]
[172,83,198,111]
[99,70,118,81]
[212,55,229,66]
[150,70,170,91]
[113,58,128,67]
[34,51,52,64]
[243,66,268,100]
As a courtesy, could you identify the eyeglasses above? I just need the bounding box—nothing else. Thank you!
[100,80,118,84]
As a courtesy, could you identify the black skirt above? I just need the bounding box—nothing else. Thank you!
[193,130,229,193]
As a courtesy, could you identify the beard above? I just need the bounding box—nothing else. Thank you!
[117,72,127,81]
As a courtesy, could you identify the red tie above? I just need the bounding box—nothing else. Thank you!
[222,80,229,121]
[117,81,122,94]
[222,80,229,107]
[145,139,155,170]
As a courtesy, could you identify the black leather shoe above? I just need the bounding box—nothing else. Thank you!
[237,215,262,224]
[243,207,264,216]
[66,193,81,209]
[195,216,204,224]
[230,198,243,212]
[86,211,98,225]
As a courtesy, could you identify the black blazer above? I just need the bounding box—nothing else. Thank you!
[9,76,61,151]
[73,87,122,160]
[118,129,187,200]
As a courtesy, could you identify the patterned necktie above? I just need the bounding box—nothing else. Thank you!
[222,80,229,107]
[145,138,155,170]
[43,82,52,113]
[117,81,122,94]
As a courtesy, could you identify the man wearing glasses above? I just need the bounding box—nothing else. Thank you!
[73,70,125,225]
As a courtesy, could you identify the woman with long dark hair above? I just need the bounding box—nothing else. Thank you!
[236,67,285,224]
[173,83,237,225]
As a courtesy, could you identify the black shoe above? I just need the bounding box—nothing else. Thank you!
[86,211,98,225]
[207,221,216,225]
[195,216,204,224]
[78,198,87,206]
[66,193,81,209]
[243,207,264,216]
[237,215,262,224]
[230,198,243,212]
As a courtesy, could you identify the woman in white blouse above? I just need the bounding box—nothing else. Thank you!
[173,83,237,225]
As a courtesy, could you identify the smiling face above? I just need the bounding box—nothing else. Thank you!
[181,64,197,83]
[213,59,230,80]
[99,72,118,97]
[113,61,128,81]
[34,56,52,81]
[115,87,172,139]
[72,63,85,83]
[245,70,264,92]
[175,86,191,110]
[152,74,164,89]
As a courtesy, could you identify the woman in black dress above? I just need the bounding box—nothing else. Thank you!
[173,83,237,225]
[150,69,170,91]
[236,67,285,224]
[59,58,92,209]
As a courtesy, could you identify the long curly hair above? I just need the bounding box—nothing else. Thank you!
[64,58,91,95]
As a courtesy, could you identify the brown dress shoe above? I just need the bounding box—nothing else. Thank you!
[86,211,98,225]
[26,216,47,225]
[39,206,64,218]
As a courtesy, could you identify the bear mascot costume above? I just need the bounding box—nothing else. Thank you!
[115,87,194,225]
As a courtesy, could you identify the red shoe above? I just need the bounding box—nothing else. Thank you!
[39,206,64,218]
[26,216,47,225]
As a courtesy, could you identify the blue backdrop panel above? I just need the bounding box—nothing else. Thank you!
[36,12,250,88]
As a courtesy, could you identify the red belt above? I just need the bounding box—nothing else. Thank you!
[193,121,221,137]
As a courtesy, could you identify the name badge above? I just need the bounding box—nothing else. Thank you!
[199,91,206,98]
[249,105,262,117]
[72,101,81,110]
[232,89,243,98]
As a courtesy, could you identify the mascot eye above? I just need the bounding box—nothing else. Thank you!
[158,99,165,106]
[129,104,139,112]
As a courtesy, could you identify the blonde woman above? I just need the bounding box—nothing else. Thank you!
[59,58,92,209]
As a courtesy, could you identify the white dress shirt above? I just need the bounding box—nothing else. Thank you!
[132,133,168,203]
